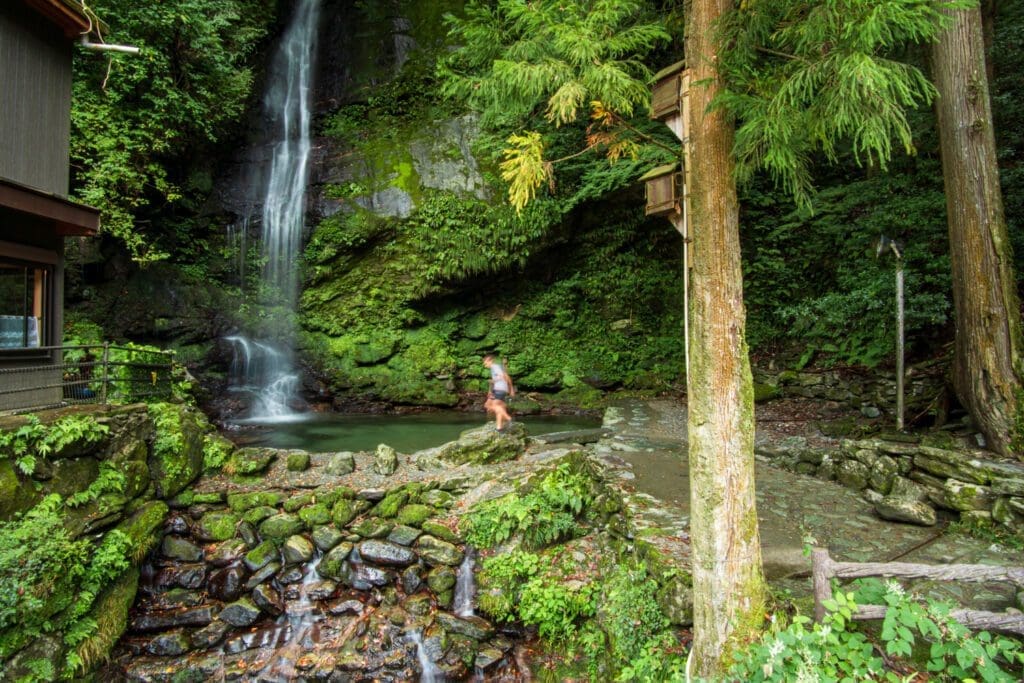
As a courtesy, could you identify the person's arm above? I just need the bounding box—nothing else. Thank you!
[504,369,515,397]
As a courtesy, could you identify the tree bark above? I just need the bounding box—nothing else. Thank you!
[931,4,1024,456]
[685,0,767,675]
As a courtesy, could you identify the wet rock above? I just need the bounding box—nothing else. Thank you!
[244,539,279,572]
[313,524,345,551]
[426,565,457,593]
[244,560,281,591]
[420,489,453,508]
[220,597,262,627]
[208,538,248,567]
[252,583,284,616]
[161,588,204,608]
[403,593,432,616]
[282,534,315,565]
[402,565,423,594]
[415,535,463,566]
[260,512,305,540]
[287,451,311,471]
[299,503,332,527]
[306,579,338,600]
[164,513,190,535]
[278,565,306,584]
[223,623,292,654]
[359,539,418,566]
[387,524,422,546]
[208,565,248,602]
[228,490,286,512]
[436,423,527,465]
[131,606,217,632]
[420,521,459,543]
[146,629,190,656]
[327,598,365,616]
[875,497,937,526]
[154,563,206,590]
[319,542,354,579]
[890,476,928,502]
[374,444,399,476]
[191,620,230,649]
[358,488,387,501]
[475,645,506,671]
[162,535,204,562]
[225,447,277,476]
[342,562,394,589]
[326,452,356,476]
[352,517,394,539]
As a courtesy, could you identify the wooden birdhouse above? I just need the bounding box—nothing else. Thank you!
[639,163,682,217]
[651,61,686,121]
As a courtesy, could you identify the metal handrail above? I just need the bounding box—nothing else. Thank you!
[0,343,177,413]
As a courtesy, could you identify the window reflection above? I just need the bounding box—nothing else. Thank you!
[0,262,49,349]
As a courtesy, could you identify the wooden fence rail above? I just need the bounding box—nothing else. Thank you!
[811,547,1024,636]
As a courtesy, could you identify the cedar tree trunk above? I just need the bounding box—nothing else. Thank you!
[932,4,1024,456]
[685,0,768,674]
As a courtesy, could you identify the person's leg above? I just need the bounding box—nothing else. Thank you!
[496,400,511,430]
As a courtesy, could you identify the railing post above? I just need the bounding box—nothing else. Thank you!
[100,342,110,405]
[812,547,833,624]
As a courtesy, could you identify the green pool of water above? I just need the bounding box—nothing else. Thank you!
[243,412,600,453]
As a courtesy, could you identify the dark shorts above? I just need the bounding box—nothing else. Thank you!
[491,390,508,401]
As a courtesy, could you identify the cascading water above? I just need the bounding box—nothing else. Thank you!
[453,546,476,618]
[408,630,444,683]
[226,0,320,422]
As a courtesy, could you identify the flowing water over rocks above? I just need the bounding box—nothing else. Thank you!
[104,402,1024,681]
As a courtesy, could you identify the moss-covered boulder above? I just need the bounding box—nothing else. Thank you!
[396,504,434,528]
[259,513,305,540]
[0,459,36,520]
[227,491,285,512]
[374,444,399,476]
[319,542,355,580]
[332,498,359,528]
[371,490,409,518]
[436,423,527,465]
[286,451,311,472]
[224,447,278,476]
[147,403,207,498]
[244,540,279,572]
[194,511,239,542]
[421,520,460,543]
[299,503,332,527]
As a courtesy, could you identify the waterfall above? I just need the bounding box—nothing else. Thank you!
[225,0,320,421]
[453,546,476,617]
[408,630,444,683]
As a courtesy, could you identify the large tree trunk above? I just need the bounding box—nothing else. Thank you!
[931,4,1024,456]
[685,0,767,674]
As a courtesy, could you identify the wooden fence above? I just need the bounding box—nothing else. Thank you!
[811,547,1024,636]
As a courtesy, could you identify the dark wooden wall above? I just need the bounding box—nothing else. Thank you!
[0,2,73,197]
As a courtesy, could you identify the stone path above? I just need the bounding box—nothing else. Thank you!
[599,399,1024,611]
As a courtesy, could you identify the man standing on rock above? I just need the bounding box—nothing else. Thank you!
[483,354,515,432]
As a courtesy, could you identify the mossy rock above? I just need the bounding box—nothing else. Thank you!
[195,511,239,542]
[332,498,359,528]
[420,520,460,543]
[242,506,278,525]
[119,500,170,554]
[286,452,311,472]
[753,382,781,403]
[371,490,409,518]
[192,492,224,505]
[122,460,151,500]
[244,540,279,572]
[224,447,278,476]
[284,492,315,513]
[147,403,207,499]
[354,335,401,365]
[299,503,332,527]
[396,504,434,528]
[436,423,527,465]
[313,485,355,509]
[73,566,140,674]
[258,513,305,540]
[228,491,285,512]
[351,517,393,538]
[0,459,39,520]
[553,384,605,409]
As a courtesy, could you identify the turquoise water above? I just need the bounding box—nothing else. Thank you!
[246,412,599,453]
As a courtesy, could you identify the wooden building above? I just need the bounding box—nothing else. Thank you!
[1,0,100,409]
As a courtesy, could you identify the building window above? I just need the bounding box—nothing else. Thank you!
[0,260,50,349]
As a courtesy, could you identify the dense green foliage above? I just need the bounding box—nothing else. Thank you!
[729,582,1024,682]
[71,0,275,261]
[0,415,109,476]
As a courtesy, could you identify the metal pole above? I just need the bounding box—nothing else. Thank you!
[895,255,905,431]
[100,342,110,405]
[682,193,690,382]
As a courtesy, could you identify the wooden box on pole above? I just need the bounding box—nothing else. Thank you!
[640,163,682,217]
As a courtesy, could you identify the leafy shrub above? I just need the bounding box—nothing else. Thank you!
[728,583,1024,682]
[0,415,109,476]
[461,463,594,549]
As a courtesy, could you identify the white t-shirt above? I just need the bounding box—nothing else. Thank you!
[490,363,509,392]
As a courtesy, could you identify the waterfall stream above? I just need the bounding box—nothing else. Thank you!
[226,0,320,421]
[453,546,476,618]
